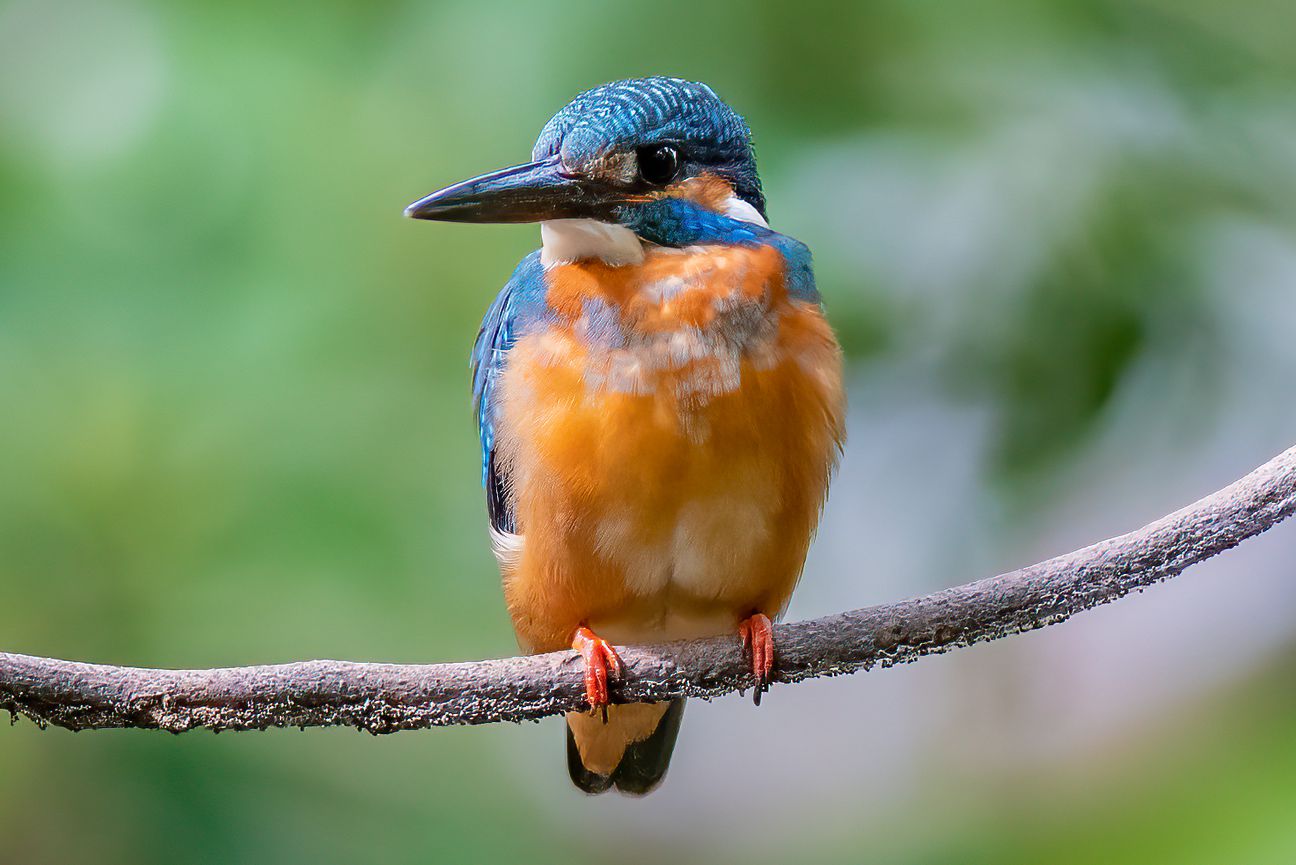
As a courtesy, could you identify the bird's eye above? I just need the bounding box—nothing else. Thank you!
[636,144,680,186]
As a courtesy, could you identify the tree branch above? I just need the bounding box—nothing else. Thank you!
[4,445,1296,735]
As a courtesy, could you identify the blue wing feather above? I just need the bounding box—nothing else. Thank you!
[471,250,549,533]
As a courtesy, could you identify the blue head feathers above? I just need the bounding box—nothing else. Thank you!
[406,78,766,225]
[532,77,765,218]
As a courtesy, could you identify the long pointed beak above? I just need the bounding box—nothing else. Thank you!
[404,157,631,223]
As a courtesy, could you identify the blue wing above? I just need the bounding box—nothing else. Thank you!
[471,250,549,534]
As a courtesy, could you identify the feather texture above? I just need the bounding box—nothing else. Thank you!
[488,237,844,652]
[457,77,845,794]
[471,250,548,534]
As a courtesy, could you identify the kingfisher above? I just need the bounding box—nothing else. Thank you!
[406,77,845,795]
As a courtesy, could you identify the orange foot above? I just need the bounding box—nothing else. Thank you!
[572,626,624,722]
[739,612,775,705]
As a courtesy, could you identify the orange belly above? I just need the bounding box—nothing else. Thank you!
[492,245,845,652]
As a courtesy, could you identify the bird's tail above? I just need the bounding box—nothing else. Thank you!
[565,699,686,795]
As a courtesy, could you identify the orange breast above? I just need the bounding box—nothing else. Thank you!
[493,244,845,652]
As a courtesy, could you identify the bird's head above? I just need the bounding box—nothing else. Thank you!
[405,77,765,249]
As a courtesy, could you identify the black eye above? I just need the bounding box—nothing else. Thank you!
[636,144,680,186]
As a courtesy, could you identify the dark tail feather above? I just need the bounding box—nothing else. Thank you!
[609,698,686,795]
[566,733,615,794]
[566,699,686,796]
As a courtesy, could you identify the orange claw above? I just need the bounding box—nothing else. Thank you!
[571,626,624,721]
[739,613,775,705]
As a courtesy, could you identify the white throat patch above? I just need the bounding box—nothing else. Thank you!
[539,196,769,267]
[541,219,644,267]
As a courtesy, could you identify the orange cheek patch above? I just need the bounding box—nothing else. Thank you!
[660,173,736,212]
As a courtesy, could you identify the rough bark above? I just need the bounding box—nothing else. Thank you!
[4,445,1295,735]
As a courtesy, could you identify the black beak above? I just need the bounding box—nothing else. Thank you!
[404,156,631,223]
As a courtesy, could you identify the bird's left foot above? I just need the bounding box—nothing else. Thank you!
[739,612,775,705]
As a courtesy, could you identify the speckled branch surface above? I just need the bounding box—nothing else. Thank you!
[4,445,1296,735]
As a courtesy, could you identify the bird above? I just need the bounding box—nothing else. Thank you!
[405,77,845,795]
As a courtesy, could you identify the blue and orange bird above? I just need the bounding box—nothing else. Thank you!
[406,77,845,795]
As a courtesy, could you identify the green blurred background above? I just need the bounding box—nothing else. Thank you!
[3,0,1296,862]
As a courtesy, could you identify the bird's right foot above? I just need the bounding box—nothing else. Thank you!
[571,626,623,722]
[739,612,775,705]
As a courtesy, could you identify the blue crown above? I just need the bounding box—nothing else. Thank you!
[534,77,765,217]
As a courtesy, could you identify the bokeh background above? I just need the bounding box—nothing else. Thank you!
[3,0,1296,862]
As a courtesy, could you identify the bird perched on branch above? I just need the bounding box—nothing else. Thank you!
[406,77,844,795]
